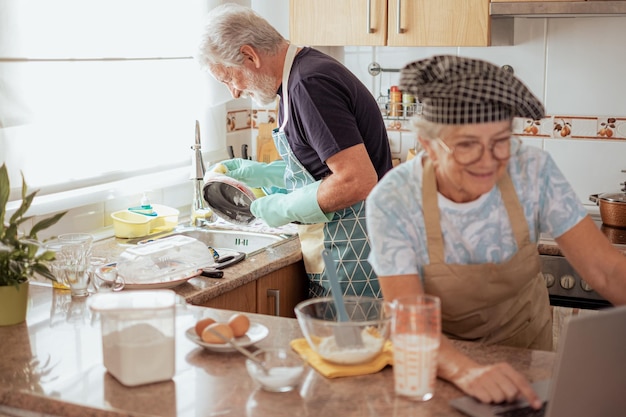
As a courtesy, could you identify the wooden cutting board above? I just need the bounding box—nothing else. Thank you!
[256,122,279,163]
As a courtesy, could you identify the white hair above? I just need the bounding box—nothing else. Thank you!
[196,3,286,69]
[411,118,450,141]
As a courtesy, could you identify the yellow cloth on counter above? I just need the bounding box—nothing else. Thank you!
[290,338,394,379]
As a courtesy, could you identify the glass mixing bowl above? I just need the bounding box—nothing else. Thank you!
[294,296,391,365]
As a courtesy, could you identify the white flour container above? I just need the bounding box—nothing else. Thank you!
[88,290,177,386]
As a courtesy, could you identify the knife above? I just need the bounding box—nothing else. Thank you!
[227,145,235,159]
[200,267,224,278]
[241,144,249,160]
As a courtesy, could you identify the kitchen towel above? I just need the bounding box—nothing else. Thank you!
[290,338,393,379]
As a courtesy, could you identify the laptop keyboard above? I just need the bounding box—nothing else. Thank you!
[495,402,547,417]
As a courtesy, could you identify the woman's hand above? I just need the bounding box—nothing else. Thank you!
[450,361,542,408]
[438,338,542,409]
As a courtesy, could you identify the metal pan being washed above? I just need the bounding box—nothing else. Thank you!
[203,175,256,225]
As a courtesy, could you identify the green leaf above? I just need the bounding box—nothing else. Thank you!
[0,164,9,230]
[9,188,36,226]
[30,212,67,238]
[32,263,56,281]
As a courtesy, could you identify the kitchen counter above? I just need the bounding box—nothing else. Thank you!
[538,236,626,256]
[537,217,626,257]
[0,285,555,417]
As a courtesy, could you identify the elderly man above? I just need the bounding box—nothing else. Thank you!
[196,4,393,298]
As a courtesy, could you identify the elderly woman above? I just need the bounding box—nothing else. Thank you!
[365,55,626,408]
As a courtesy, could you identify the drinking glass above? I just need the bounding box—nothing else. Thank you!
[57,233,94,297]
[45,240,70,290]
[58,233,93,249]
[91,258,125,293]
[389,295,441,401]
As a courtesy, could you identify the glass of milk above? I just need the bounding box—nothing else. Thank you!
[88,290,177,386]
[388,295,441,401]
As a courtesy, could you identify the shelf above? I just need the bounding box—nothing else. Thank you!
[378,96,422,121]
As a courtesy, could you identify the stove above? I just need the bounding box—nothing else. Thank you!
[539,215,625,310]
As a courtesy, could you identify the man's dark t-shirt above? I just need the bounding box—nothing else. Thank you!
[277,47,392,181]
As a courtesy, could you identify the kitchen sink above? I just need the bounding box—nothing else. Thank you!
[127,226,295,256]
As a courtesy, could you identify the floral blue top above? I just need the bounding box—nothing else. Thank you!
[365,144,587,279]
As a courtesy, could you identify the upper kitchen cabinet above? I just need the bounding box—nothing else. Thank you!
[289,0,493,47]
[387,0,490,46]
[289,0,388,46]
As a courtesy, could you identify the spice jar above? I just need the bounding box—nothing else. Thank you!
[389,86,403,117]
[402,93,415,117]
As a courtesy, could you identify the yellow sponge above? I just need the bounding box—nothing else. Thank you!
[213,163,228,174]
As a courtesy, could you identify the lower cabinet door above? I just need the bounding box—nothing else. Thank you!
[257,261,308,318]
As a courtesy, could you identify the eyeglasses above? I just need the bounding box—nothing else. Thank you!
[436,136,521,165]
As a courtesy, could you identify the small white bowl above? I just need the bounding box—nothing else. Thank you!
[245,348,305,392]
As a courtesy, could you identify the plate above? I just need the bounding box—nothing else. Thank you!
[203,176,256,225]
[185,323,269,352]
[95,263,201,290]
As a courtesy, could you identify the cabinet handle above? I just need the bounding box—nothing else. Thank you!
[396,0,404,34]
[366,0,374,33]
[267,289,280,316]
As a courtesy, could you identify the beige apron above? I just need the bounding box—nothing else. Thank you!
[421,159,552,350]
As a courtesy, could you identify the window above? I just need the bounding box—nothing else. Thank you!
[0,0,228,212]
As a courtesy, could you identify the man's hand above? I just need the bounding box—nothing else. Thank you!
[208,158,286,189]
[250,181,334,227]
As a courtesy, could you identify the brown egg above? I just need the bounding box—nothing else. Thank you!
[201,322,234,344]
[228,313,251,338]
[195,317,217,337]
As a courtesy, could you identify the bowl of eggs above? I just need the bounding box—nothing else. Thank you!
[185,313,269,352]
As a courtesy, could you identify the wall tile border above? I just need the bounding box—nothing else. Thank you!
[514,115,626,141]
[228,110,626,142]
[226,108,277,133]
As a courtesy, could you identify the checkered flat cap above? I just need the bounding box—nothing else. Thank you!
[399,55,545,125]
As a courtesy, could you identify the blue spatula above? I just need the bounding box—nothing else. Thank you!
[322,249,363,348]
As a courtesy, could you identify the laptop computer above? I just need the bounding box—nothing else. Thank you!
[449,305,626,417]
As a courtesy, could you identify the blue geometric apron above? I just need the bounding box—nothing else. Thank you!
[272,44,380,298]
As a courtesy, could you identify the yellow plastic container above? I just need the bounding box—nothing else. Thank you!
[111,204,179,238]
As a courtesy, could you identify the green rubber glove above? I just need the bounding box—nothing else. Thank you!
[220,158,287,189]
[250,181,334,227]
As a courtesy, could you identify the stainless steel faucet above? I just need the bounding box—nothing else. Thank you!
[191,120,216,226]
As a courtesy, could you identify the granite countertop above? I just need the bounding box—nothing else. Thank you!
[538,237,626,257]
[0,285,556,417]
[537,239,564,256]
[537,217,626,257]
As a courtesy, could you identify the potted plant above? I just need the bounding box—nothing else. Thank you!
[0,163,66,326]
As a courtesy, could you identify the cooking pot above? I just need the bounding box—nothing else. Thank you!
[589,192,626,229]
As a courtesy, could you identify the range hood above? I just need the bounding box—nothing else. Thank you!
[491,1,626,18]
